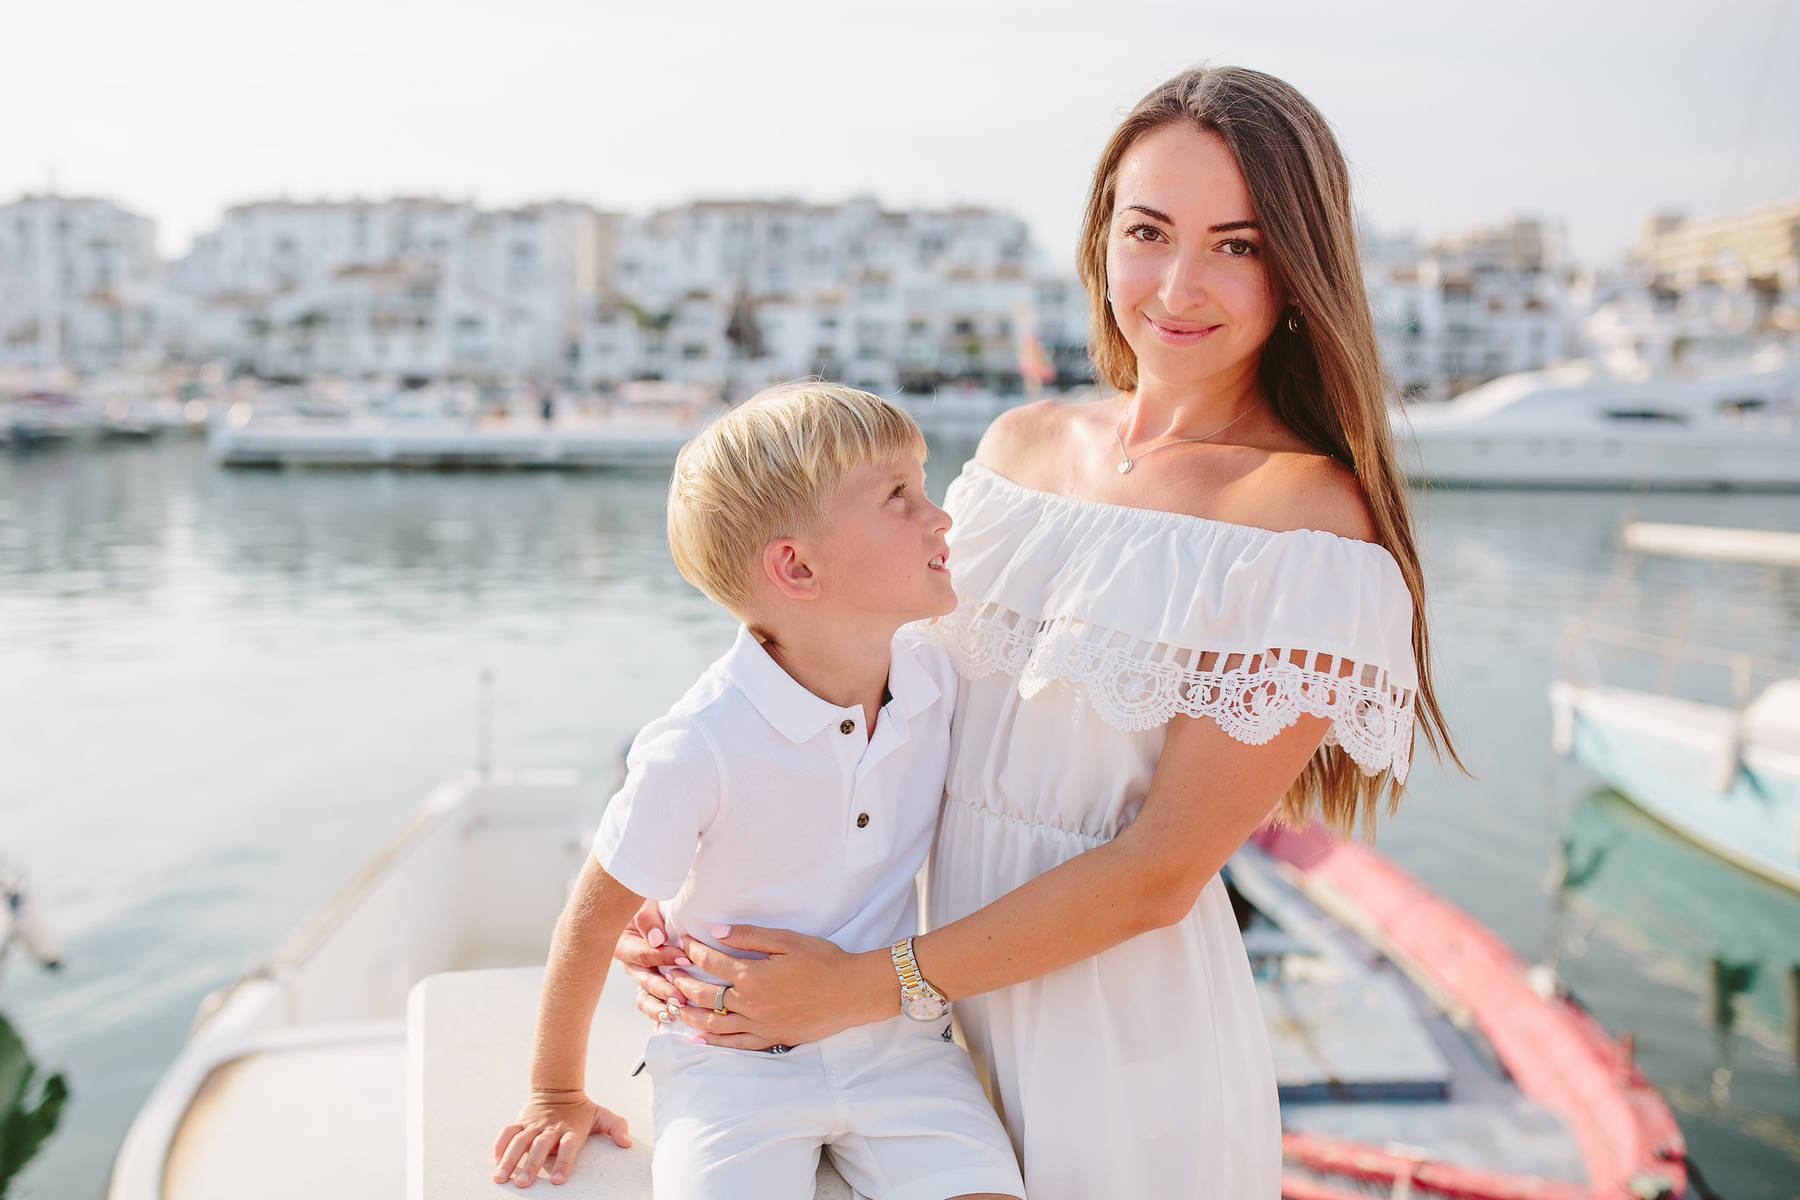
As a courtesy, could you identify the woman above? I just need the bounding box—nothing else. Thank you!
[621,64,1458,1197]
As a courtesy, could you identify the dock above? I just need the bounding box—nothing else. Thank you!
[208,417,699,469]
[1623,522,1800,567]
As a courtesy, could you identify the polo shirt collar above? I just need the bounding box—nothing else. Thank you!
[722,625,941,744]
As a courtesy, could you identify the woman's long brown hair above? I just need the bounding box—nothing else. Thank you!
[1078,65,1464,836]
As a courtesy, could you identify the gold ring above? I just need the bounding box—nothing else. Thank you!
[713,984,731,1015]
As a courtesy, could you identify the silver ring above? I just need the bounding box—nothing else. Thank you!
[713,984,731,1016]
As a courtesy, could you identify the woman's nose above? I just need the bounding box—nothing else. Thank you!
[1161,251,1210,315]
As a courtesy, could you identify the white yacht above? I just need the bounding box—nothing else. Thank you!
[1396,359,1800,490]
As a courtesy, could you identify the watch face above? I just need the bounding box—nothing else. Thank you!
[902,991,949,1021]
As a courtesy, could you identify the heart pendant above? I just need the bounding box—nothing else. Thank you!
[1116,459,1134,475]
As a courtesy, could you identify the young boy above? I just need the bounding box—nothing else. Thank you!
[490,383,1024,1200]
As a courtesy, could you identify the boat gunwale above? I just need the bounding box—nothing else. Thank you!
[1253,822,1688,1200]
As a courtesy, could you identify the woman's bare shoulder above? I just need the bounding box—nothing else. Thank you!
[973,397,1097,478]
[1213,449,1379,542]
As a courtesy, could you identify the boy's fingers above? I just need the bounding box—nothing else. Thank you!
[593,1106,633,1148]
[516,1130,558,1187]
[548,1131,582,1183]
[495,1128,534,1182]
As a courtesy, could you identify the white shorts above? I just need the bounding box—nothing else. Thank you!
[643,1013,1024,1200]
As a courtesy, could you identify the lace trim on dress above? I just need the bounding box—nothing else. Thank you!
[935,601,1415,784]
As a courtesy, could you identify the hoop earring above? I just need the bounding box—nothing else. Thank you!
[1286,310,1302,333]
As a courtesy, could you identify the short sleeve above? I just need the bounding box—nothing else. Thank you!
[592,713,722,900]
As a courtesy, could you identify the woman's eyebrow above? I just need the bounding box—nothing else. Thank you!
[1121,205,1260,234]
[1122,204,1174,223]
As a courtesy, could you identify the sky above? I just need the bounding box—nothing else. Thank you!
[2,0,1796,270]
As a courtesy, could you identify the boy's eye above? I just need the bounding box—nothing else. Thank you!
[889,483,907,499]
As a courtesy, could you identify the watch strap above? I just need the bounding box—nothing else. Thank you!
[891,936,948,1009]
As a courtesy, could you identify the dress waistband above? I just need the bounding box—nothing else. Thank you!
[944,792,1116,849]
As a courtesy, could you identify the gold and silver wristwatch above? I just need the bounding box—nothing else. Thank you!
[891,936,950,1021]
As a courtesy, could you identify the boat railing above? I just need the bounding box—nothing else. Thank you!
[1558,618,1795,709]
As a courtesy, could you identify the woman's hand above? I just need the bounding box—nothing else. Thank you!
[613,900,686,1013]
[658,925,895,1049]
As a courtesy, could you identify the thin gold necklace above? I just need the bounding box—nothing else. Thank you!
[1114,401,1260,475]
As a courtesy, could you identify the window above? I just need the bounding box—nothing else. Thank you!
[1603,409,1688,424]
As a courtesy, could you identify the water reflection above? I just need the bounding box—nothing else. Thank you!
[1547,785,1800,1186]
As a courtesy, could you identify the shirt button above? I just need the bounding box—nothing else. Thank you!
[839,719,855,735]
[856,812,870,828]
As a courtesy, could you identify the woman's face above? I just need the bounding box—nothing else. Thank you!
[1104,122,1283,391]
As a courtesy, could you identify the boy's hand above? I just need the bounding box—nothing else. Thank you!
[491,1092,632,1188]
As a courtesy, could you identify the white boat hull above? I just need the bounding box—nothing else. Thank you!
[108,771,592,1200]
[1399,426,1800,490]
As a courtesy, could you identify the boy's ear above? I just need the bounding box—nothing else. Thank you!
[762,538,819,602]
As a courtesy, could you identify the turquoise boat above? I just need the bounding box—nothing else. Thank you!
[1552,521,1800,895]
[1550,676,1800,894]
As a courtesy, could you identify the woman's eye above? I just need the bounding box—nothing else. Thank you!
[1222,239,1259,257]
[1123,223,1165,243]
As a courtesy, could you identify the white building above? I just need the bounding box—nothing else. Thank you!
[1633,202,1800,295]
[1364,217,1577,402]
[0,194,169,371]
[173,198,616,379]
[578,198,1086,397]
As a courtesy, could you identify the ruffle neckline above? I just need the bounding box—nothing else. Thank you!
[934,462,1419,782]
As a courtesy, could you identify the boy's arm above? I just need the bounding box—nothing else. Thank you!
[492,855,646,1188]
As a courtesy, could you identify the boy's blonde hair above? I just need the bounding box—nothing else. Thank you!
[667,381,928,617]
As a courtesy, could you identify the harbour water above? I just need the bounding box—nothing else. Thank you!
[2,438,1798,1198]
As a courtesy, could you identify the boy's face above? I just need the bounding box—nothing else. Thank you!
[803,453,956,627]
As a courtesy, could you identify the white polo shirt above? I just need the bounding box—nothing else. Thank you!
[593,623,956,977]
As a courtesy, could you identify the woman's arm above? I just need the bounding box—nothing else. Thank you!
[670,710,1332,1046]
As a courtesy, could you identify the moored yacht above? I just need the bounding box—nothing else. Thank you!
[1397,358,1800,490]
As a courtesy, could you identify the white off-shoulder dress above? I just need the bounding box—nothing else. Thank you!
[925,462,1420,1199]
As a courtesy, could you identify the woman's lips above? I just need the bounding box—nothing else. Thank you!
[1147,317,1220,344]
